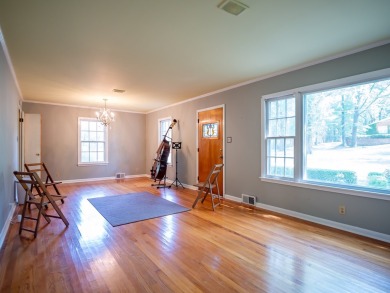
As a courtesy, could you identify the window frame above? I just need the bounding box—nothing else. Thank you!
[78,117,109,166]
[265,95,296,178]
[158,117,173,165]
[261,68,390,201]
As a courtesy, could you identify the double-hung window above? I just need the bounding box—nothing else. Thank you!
[159,117,172,165]
[266,96,295,178]
[78,117,108,165]
[261,69,390,198]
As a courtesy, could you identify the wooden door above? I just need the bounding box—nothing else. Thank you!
[198,107,224,195]
[24,114,41,173]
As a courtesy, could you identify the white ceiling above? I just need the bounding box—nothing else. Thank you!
[1,0,390,113]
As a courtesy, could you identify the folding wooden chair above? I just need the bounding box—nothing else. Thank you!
[192,163,224,211]
[25,162,65,205]
[13,171,69,238]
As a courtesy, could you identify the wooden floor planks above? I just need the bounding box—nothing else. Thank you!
[0,177,389,292]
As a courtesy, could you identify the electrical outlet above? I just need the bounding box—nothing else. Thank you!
[339,205,346,215]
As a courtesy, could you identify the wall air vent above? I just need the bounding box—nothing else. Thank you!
[218,0,249,16]
[242,194,256,205]
[115,173,125,179]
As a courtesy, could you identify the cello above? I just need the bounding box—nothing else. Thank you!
[151,119,177,181]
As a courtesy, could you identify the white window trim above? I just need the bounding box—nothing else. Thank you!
[158,116,173,166]
[77,117,109,166]
[260,68,390,200]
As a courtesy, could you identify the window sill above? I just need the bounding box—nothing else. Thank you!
[259,177,390,201]
[78,162,109,167]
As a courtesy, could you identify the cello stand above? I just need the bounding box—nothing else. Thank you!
[170,143,184,189]
[152,176,169,189]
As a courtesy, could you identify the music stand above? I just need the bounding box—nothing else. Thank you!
[170,142,184,188]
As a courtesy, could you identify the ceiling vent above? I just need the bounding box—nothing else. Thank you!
[218,0,249,16]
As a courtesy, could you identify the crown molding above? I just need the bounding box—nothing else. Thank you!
[23,100,144,114]
[147,39,390,114]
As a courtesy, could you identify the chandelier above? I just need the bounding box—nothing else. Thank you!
[96,99,115,126]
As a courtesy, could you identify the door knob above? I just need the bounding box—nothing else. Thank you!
[36,153,40,156]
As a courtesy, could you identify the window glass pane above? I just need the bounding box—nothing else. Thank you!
[286,117,295,136]
[81,131,89,141]
[89,121,97,131]
[90,152,97,162]
[81,121,89,131]
[98,142,104,151]
[277,99,286,117]
[89,131,97,141]
[275,158,285,176]
[81,152,89,163]
[202,123,219,138]
[97,152,104,162]
[285,158,294,178]
[285,138,294,157]
[97,123,104,131]
[268,139,276,156]
[269,120,277,137]
[160,120,170,140]
[269,101,277,119]
[276,138,285,156]
[304,78,390,190]
[81,142,89,152]
[159,119,172,164]
[90,142,97,152]
[277,119,286,136]
[268,157,276,175]
[97,131,105,141]
[286,98,295,117]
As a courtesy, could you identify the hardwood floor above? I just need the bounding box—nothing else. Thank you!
[1,177,389,292]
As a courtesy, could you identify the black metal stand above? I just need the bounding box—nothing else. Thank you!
[152,176,168,189]
[170,146,184,189]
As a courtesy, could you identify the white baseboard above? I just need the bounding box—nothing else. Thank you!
[153,178,197,190]
[57,175,390,243]
[0,203,16,250]
[61,174,149,184]
[224,194,390,243]
[61,174,198,190]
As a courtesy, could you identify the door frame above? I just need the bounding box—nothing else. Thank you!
[19,110,24,171]
[196,104,225,194]
[23,113,42,171]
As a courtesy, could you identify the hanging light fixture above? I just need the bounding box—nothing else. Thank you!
[96,98,115,126]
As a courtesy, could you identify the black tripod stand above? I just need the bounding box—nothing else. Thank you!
[170,142,184,188]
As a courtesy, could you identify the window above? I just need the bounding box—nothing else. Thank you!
[262,69,390,198]
[159,117,172,164]
[78,117,108,165]
[202,122,219,138]
[266,96,295,178]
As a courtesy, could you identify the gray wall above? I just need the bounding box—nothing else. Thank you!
[146,44,390,236]
[23,103,146,180]
[3,44,389,240]
[0,41,20,241]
